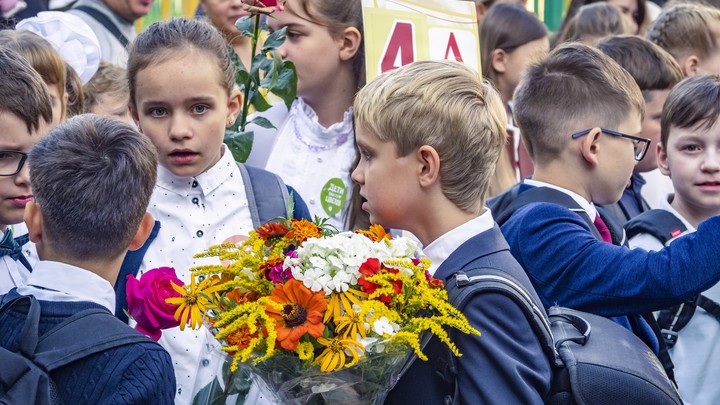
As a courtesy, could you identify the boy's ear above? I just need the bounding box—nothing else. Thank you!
[128,212,155,251]
[417,145,441,188]
[338,26,362,62]
[23,201,43,244]
[226,86,242,126]
[681,55,700,76]
[578,127,603,167]
[491,49,508,74]
[657,142,671,176]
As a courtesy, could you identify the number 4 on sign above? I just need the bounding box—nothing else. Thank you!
[379,22,477,74]
[379,21,415,73]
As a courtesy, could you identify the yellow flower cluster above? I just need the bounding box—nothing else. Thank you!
[174,221,480,375]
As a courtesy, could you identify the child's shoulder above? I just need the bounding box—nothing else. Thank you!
[626,208,689,251]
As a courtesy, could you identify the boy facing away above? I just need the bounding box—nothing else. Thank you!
[0,46,52,295]
[626,75,720,405]
[0,114,176,403]
[495,42,720,381]
[352,60,552,404]
[594,35,683,223]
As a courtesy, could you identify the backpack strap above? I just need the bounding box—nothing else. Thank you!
[72,5,130,48]
[237,163,290,227]
[1,295,151,372]
[115,220,161,323]
[624,209,688,245]
[446,268,560,366]
[33,307,152,371]
[656,294,720,349]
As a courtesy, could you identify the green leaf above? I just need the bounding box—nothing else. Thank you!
[250,89,272,112]
[224,129,254,163]
[235,16,255,37]
[228,45,247,74]
[191,379,225,405]
[269,60,297,110]
[249,116,276,129]
[249,53,267,78]
[262,26,287,52]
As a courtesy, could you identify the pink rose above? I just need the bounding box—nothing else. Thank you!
[242,0,284,14]
[126,267,184,340]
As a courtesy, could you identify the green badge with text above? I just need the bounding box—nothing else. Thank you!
[320,178,347,217]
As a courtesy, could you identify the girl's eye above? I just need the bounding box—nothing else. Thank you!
[193,104,209,114]
[286,31,301,40]
[360,150,372,161]
[149,107,166,118]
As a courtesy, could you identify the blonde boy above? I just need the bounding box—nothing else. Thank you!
[496,42,720,382]
[352,60,552,404]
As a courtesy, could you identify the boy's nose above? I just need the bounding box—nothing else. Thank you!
[351,165,363,185]
[701,151,720,172]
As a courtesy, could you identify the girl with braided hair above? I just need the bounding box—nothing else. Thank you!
[646,3,720,76]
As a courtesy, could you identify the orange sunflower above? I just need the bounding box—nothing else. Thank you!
[288,219,323,243]
[265,279,327,350]
[356,224,391,242]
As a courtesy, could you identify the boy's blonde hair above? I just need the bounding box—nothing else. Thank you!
[354,60,506,214]
[512,42,645,165]
[661,74,720,148]
[84,61,128,112]
[646,3,720,62]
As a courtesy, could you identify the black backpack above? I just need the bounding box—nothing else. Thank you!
[487,184,675,381]
[445,267,683,405]
[625,209,720,348]
[0,295,153,405]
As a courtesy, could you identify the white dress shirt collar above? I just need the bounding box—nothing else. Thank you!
[156,145,237,197]
[423,208,495,276]
[524,179,599,221]
[16,260,115,314]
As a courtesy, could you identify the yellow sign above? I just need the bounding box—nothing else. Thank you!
[362,0,481,82]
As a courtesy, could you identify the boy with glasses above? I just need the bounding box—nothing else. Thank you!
[0,47,52,294]
[491,43,720,383]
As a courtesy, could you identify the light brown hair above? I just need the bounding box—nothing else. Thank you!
[127,18,235,108]
[646,3,720,63]
[554,3,632,46]
[285,0,365,88]
[512,42,645,165]
[0,46,53,133]
[85,61,128,112]
[0,30,67,122]
[354,60,507,212]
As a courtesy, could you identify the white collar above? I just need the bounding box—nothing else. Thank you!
[524,179,598,221]
[16,260,116,314]
[293,98,354,144]
[156,144,238,197]
[423,208,495,276]
[661,194,697,232]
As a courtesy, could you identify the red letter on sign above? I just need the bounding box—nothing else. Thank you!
[379,21,415,73]
[444,32,464,63]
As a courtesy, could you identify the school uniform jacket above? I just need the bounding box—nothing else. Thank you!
[500,184,720,354]
[384,226,552,405]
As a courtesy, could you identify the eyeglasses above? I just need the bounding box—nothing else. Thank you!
[571,128,651,161]
[0,150,28,176]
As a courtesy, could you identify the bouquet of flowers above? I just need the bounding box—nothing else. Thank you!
[128,218,479,404]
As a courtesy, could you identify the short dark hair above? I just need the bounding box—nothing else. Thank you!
[661,74,720,148]
[29,115,158,260]
[596,35,683,97]
[513,42,645,165]
[0,46,53,132]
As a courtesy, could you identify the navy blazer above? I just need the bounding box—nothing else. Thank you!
[384,226,552,405]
